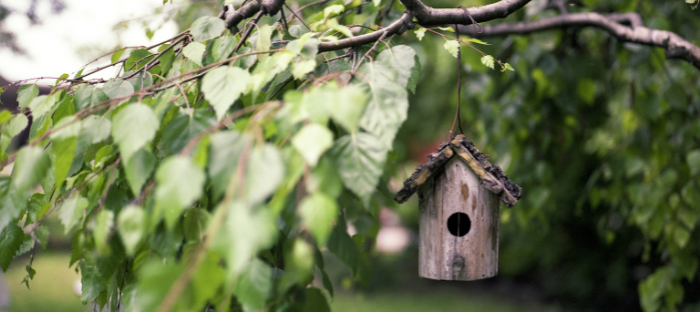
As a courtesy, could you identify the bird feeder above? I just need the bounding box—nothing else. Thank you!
[395,134,522,281]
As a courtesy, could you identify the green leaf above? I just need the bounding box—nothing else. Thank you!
[300,192,338,246]
[154,156,205,229]
[208,131,252,200]
[0,111,10,125]
[124,49,153,71]
[1,113,29,153]
[292,123,333,167]
[639,267,669,312]
[329,84,369,133]
[27,95,57,119]
[328,221,359,273]
[190,16,225,42]
[111,49,125,64]
[17,84,39,109]
[187,253,226,309]
[73,85,109,111]
[124,148,156,196]
[102,79,134,104]
[323,5,345,18]
[468,38,491,45]
[443,40,460,58]
[3,113,28,137]
[11,146,50,195]
[502,62,514,72]
[58,196,88,234]
[52,95,75,124]
[302,287,331,312]
[680,182,700,207]
[111,103,159,163]
[80,261,107,304]
[246,144,285,204]
[414,28,426,41]
[674,226,690,248]
[285,239,314,284]
[182,42,206,67]
[250,52,294,95]
[212,202,277,274]
[286,35,318,58]
[159,109,215,155]
[330,133,387,204]
[0,178,25,235]
[126,71,153,91]
[82,115,112,144]
[307,157,343,198]
[292,59,317,79]
[577,79,596,104]
[134,260,183,310]
[232,259,273,311]
[55,73,69,85]
[49,115,81,140]
[0,223,24,271]
[256,24,273,52]
[158,46,175,75]
[201,66,252,121]
[376,45,418,89]
[352,233,365,250]
[437,26,454,32]
[321,270,334,297]
[93,210,114,253]
[117,205,145,255]
[407,54,422,94]
[481,55,495,69]
[48,136,74,188]
[687,149,700,175]
[358,63,408,148]
[326,19,354,38]
[206,35,237,64]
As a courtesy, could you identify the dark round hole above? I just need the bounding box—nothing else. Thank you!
[447,212,471,237]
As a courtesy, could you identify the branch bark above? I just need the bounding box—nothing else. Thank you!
[457,12,700,69]
[220,0,530,52]
[319,0,531,52]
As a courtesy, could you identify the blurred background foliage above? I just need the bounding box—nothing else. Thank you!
[167,0,700,310]
[1,0,699,311]
[397,0,700,311]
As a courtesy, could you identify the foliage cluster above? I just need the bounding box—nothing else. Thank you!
[0,0,699,311]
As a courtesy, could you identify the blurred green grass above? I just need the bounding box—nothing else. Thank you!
[4,253,84,312]
[332,289,558,312]
[3,253,558,312]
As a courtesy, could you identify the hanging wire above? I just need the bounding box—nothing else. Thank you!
[448,6,483,140]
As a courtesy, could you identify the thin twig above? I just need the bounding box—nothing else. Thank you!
[233,11,264,53]
[353,31,388,72]
[284,2,311,31]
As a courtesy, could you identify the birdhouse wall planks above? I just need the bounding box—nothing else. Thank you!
[395,134,522,281]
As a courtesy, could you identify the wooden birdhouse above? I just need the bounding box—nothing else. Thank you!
[395,134,522,281]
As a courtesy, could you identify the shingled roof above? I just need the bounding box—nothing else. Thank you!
[394,134,522,207]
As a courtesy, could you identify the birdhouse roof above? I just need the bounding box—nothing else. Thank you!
[394,134,522,207]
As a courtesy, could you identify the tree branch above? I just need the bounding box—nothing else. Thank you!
[401,0,530,26]
[319,0,530,52]
[223,1,262,30]
[457,12,700,69]
[221,0,530,53]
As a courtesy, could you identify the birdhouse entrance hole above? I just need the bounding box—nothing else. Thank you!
[447,212,471,237]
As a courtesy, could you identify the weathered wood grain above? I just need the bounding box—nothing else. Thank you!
[418,157,499,281]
